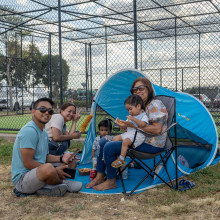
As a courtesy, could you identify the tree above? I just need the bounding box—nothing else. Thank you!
[41,55,70,99]
[0,43,43,87]
[22,44,44,88]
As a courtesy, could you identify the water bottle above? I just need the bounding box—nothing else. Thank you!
[92,156,97,170]
[122,165,128,179]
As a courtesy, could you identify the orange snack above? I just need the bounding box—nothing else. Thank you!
[117,120,124,124]
[116,118,124,124]
[79,168,90,172]
[79,110,95,132]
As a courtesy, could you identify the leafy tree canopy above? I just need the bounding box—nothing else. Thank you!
[41,54,70,99]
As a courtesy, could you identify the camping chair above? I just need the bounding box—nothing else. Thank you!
[118,95,178,196]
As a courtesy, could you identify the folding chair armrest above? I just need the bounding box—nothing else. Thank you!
[161,122,178,135]
[136,122,178,137]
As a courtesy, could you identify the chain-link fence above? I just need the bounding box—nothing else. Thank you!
[0,0,219,135]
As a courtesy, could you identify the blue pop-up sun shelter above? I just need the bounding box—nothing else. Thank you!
[77,69,219,194]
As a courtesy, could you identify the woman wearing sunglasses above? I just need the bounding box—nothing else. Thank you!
[86,77,168,191]
[45,102,81,156]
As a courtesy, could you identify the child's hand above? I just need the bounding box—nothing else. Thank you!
[115,117,127,132]
[123,120,136,128]
[115,117,125,125]
[126,115,135,121]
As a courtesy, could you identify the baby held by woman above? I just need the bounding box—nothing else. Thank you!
[111,94,149,168]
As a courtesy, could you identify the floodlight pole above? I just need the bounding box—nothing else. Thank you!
[58,0,63,106]
[133,0,138,69]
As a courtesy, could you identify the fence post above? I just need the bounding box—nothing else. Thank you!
[199,33,201,96]
[175,17,178,92]
[133,0,138,69]
[58,0,63,106]
[48,33,52,99]
[105,26,108,79]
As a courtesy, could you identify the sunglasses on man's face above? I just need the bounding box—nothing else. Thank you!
[34,107,54,115]
[130,85,147,94]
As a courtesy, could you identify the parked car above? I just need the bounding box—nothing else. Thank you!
[0,95,34,111]
[213,94,220,108]
[0,88,49,111]
[13,92,49,111]
[0,99,8,111]
[192,94,212,107]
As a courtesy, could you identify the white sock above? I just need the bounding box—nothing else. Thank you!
[119,155,125,160]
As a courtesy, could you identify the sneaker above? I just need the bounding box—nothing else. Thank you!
[153,164,163,180]
[63,179,83,193]
[36,184,67,197]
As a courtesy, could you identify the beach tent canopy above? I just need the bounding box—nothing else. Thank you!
[80,69,218,178]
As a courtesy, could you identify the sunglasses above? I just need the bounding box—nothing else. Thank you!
[130,85,147,94]
[34,107,54,115]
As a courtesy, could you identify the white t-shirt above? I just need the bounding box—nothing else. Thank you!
[121,111,149,148]
[45,114,65,140]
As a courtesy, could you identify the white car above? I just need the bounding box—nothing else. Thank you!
[0,93,48,111]
[0,87,49,111]
[13,91,49,111]
[13,94,35,111]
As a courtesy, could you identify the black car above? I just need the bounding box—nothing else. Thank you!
[213,94,220,108]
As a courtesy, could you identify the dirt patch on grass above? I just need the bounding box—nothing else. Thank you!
[1,164,220,220]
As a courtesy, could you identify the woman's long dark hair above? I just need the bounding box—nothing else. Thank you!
[131,77,154,106]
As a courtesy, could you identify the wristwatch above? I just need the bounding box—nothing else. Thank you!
[60,155,63,163]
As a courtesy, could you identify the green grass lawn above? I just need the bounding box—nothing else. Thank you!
[0,137,219,219]
[0,113,93,133]
[0,113,89,130]
[0,112,219,138]
[1,137,220,196]
[0,112,114,136]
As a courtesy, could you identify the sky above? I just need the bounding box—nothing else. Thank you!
[0,0,220,92]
